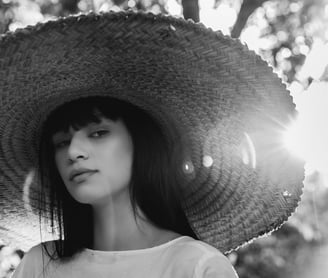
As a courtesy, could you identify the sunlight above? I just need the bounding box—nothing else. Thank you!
[167,0,237,34]
[199,2,237,34]
[166,0,182,16]
[298,39,328,80]
[285,81,328,174]
[284,117,307,160]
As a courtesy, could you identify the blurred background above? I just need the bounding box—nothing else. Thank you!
[1,0,328,277]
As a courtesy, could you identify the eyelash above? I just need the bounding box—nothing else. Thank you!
[90,130,109,137]
[54,130,109,149]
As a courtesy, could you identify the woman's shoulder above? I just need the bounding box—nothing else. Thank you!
[170,236,224,257]
[168,236,238,278]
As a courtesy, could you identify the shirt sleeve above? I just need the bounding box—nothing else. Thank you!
[192,252,239,278]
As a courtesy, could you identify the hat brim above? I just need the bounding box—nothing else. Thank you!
[0,11,304,252]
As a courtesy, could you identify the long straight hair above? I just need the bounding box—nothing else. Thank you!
[38,96,196,260]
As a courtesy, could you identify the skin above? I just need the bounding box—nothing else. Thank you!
[52,117,180,251]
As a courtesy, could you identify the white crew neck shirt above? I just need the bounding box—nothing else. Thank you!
[12,236,238,278]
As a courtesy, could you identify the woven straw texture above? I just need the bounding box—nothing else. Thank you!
[0,11,304,253]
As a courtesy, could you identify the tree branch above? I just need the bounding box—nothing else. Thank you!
[181,0,199,22]
[231,0,269,38]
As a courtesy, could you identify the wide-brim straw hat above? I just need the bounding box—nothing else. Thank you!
[0,11,304,253]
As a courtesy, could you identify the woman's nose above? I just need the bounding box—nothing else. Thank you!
[67,133,89,163]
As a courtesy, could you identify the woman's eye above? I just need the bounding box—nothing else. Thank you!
[90,130,109,138]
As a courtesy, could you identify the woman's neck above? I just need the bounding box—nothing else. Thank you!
[91,189,180,251]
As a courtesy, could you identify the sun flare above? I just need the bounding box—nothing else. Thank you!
[284,82,328,174]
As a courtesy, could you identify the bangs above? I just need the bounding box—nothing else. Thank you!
[44,96,123,136]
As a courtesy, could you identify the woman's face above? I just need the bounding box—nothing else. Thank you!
[51,117,133,205]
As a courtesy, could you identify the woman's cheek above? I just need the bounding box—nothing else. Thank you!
[55,152,67,181]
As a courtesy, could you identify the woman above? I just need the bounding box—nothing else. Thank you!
[13,96,237,277]
[0,11,304,278]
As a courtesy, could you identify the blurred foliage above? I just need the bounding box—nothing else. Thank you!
[0,245,23,278]
[252,0,328,83]
[1,1,328,278]
[0,0,15,33]
[232,171,328,278]
[291,171,328,242]
[232,224,318,278]
[1,0,328,83]
[211,0,328,83]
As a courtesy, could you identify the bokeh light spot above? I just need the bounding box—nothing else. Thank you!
[203,155,213,167]
[183,160,194,174]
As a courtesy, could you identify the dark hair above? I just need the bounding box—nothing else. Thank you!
[38,96,196,260]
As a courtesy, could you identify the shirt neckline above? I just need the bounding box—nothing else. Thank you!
[83,236,189,256]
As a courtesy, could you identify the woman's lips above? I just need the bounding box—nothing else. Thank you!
[70,170,97,183]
